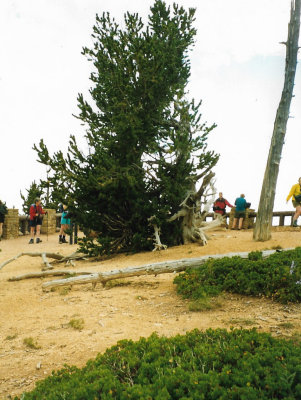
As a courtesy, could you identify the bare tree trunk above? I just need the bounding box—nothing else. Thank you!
[253,0,300,241]
[41,248,292,290]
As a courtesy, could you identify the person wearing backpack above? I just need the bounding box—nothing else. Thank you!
[0,199,8,240]
[286,177,301,227]
[28,198,47,244]
[213,192,233,216]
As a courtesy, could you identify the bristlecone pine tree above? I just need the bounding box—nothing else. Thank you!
[34,0,219,255]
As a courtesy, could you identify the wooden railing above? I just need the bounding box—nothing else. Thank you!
[204,211,294,227]
[17,210,295,235]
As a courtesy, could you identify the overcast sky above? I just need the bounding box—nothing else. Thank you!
[0,0,300,213]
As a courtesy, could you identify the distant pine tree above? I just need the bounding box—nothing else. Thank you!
[20,181,43,215]
[34,0,219,255]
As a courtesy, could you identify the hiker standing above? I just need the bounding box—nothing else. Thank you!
[232,194,247,230]
[0,199,8,240]
[213,192,233,216]
[59,204,71,244]
[286,177,301,227]
[28,198,46,244]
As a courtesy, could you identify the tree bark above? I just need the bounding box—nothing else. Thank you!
[253,0,300,241]
[41,248,289,290]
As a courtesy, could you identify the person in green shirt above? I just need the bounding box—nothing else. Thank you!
[231,194,247,230]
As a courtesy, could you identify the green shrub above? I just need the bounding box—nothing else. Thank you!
[15,328,301,399]
[105,279,132,289]
[5,333,17,341]
[23,337,41,350]
[174,247,301,304]
[188,296,222,312]
[68,318,85,331]
[248,250,263,261]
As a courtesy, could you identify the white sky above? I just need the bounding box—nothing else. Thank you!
[0,0,300,213]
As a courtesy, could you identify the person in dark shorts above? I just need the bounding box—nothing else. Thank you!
[28,198,47,244]
[0,199,8,240]
[232,194,247,230]
[286,177,301,227]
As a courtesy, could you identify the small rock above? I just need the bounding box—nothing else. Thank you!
[36,361,42,370]
[257,316,268,321]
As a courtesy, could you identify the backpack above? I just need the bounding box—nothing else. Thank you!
[213,198,226,211]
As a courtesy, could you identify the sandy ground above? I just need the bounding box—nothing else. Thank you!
[1,228,301,398]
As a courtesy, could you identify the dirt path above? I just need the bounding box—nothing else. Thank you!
[1,229,301,398]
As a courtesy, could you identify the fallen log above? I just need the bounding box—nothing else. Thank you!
[9,270,93,281]
[42,248,291,290]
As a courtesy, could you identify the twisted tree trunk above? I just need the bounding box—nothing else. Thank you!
[253,0,300,241]
[169,171,218,245]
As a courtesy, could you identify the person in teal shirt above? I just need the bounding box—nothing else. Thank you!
[232,194,247,230]
[59,204,71,243]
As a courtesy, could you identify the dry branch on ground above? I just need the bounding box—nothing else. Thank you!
[41,253,53,270]
[0,252,86,271]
